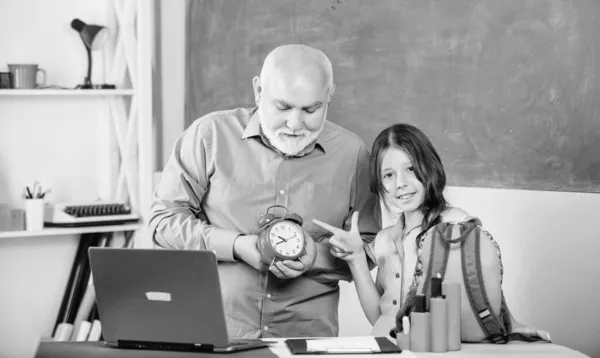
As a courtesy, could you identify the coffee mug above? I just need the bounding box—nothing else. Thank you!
[7,64,46,89]
[0,72,12,89]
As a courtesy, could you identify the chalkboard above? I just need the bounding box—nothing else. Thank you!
[185,0,600,193]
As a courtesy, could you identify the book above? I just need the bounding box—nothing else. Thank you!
[69,233,112,340]
[53,233,101,340]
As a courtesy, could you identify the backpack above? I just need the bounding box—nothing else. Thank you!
[395,217,540,343]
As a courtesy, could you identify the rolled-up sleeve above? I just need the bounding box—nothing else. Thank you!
[351,143,381,244]
[149,119,240,261]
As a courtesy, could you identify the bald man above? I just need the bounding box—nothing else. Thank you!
[150,45,379,338]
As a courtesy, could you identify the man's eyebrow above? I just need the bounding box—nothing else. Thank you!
[274,99,291,106]
[304,101,324,108]
[274,99,323,109]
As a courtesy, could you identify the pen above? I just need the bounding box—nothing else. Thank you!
[40,188,51,199]
[403,315,411,336]
[32,181,39,198]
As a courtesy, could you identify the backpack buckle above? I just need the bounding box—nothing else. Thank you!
[490,333,508,344]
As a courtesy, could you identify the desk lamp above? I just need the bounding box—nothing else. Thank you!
[70,18,113,89]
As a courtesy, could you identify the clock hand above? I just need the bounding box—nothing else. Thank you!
[275,236,287,246]
[275,236,285,245]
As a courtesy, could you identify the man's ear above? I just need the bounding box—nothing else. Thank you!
[328,83,336,102]
[252,76,262,105]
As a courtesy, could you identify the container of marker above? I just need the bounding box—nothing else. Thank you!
[409,294,430,352]
[430,276,448,353]
[443,281,461,351]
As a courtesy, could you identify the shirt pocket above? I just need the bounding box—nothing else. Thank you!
[299,181,350,242]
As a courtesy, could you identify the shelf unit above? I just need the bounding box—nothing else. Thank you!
[0,223,141,239]
[0,0,154,247]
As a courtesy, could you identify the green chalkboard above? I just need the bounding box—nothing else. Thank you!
[185,0,600,193]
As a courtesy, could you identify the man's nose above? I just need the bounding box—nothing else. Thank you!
[286,110,304,131]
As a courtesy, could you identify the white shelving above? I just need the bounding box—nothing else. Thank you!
[0,0,154,247]
[0,223,140,239]
[0,89,136,96]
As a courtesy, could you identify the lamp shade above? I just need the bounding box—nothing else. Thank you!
[71,19,109,50]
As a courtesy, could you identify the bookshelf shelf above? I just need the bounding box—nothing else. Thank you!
[0,223,141,239]
[0,89,136,96]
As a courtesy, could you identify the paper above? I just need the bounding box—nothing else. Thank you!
[306,337,380,352]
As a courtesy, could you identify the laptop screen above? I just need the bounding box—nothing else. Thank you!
[89,248,231,348]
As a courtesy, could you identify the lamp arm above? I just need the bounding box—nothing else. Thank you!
[85,46,92,88]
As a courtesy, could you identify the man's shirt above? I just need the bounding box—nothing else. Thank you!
[150,107,377,338]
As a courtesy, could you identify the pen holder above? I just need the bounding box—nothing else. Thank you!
[25,199,45,231]
[396,334,410,351]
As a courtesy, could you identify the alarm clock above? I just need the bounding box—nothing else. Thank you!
[256,205,305,264]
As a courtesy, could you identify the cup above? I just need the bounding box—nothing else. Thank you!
[8,64,46,89]
[25,199,45,231]
[0,72,12,88]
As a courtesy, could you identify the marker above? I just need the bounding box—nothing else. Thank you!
[402,316,410,336]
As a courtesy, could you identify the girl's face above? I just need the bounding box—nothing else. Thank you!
[380,147,425,215]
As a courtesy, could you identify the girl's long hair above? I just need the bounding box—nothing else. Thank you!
[369,123,449,238]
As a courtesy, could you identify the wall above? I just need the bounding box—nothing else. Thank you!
[0,0,116,357]
[157,0,185,168]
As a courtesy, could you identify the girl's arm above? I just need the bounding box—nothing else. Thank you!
[313,212,383,326]
[345,249,382,325]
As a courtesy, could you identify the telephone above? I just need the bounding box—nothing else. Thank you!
[44,201,139,227]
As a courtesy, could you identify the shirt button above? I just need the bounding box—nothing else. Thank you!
[393,300,398,305]
[264,326,269,331]
[266,294,272,299]
[395,273,400,278]
[279,189,285,195]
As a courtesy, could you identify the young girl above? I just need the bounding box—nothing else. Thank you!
[316,123,468,328]
[313,123,550,340]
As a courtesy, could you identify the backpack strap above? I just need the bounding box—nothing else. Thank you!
[421,223,452,309]
[499,294,550,343]
[461,222,508,344]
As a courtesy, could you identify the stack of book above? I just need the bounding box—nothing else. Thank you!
[52,230,134,342]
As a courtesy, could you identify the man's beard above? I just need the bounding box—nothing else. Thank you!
[261,119,325,156]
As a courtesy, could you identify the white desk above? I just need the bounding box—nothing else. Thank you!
[266,338,590,358]
[35,338,590,358]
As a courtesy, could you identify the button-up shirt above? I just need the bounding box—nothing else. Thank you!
[368,216,418,319]
[150,107,378,338]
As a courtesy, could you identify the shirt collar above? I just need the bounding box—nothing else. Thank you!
[241,107,328,155]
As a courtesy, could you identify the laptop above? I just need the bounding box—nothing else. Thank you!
[88,248,272,353]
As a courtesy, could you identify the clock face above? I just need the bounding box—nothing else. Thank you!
[269,221,304,258]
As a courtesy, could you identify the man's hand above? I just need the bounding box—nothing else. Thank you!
[232,235,269,272]
[269,231,317,279]
[312,211,365,263]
